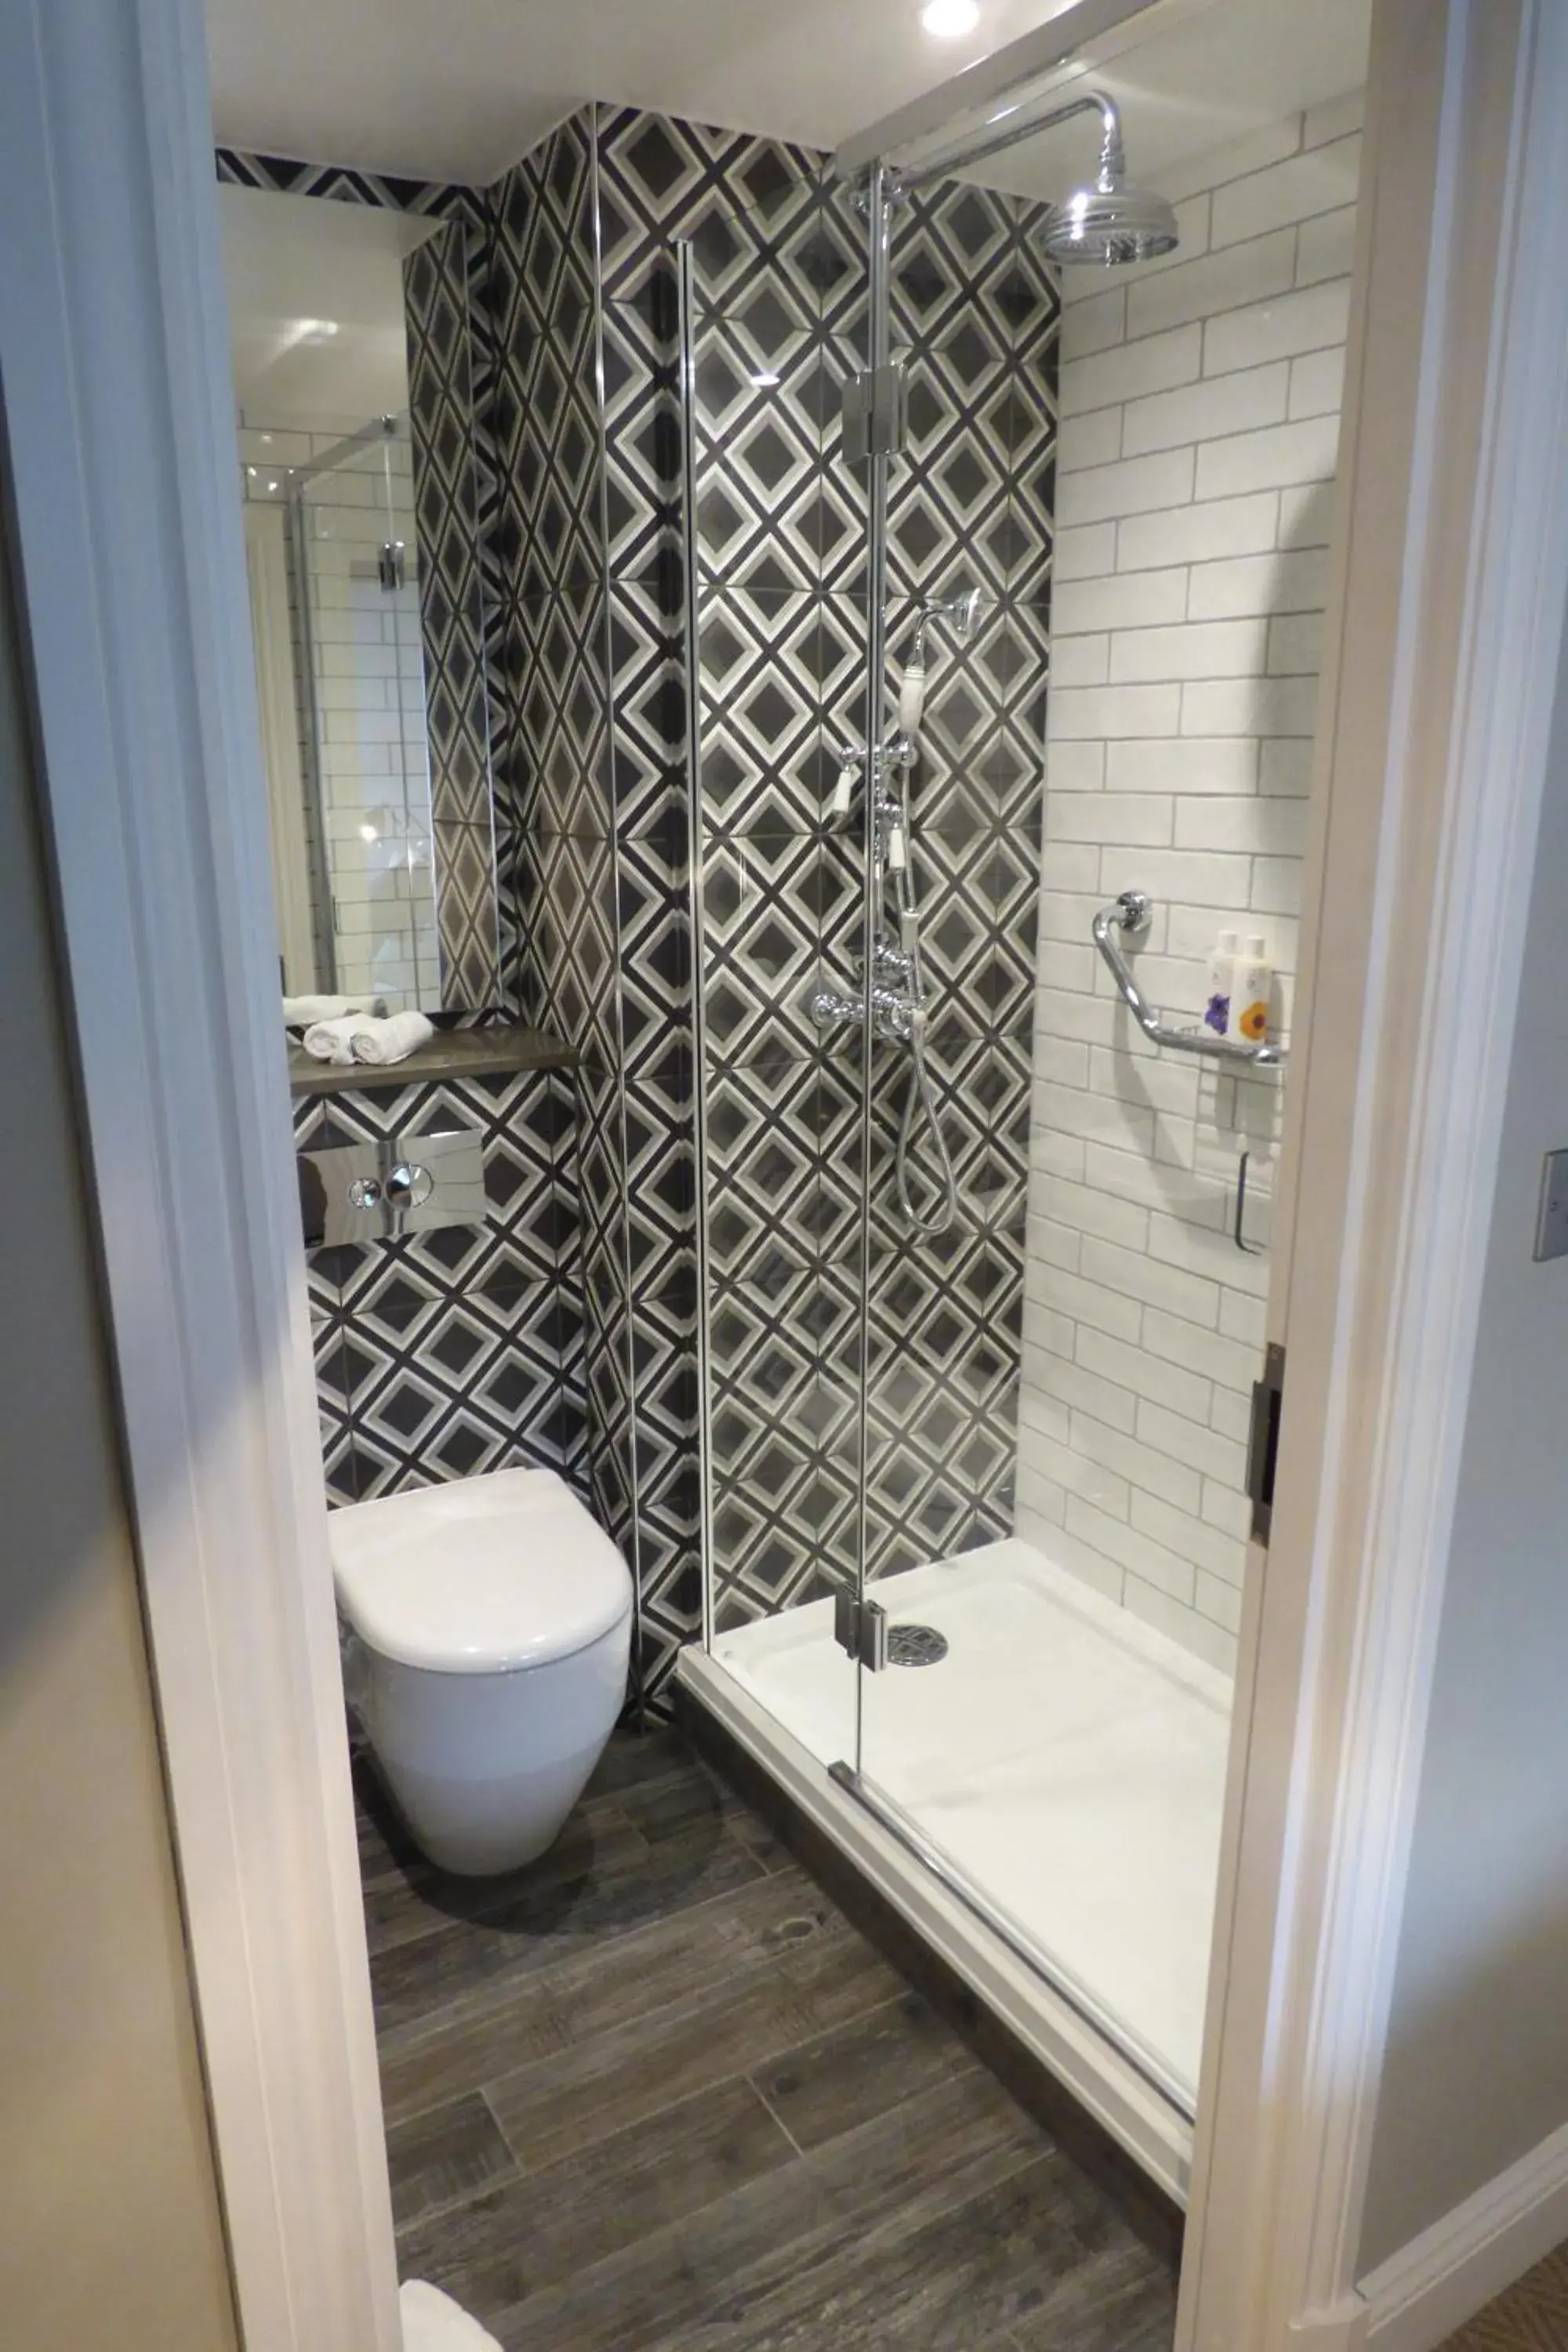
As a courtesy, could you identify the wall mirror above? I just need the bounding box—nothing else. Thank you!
[220,184,501,1013]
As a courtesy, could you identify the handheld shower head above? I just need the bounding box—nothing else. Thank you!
[900,586,985,736]
[1040,95,1178,268]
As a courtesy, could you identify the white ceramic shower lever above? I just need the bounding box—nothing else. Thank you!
[829,746,862,820]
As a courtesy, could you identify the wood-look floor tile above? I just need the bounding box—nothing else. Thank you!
[611,1751,735,1843]
[383,2091,517,2231]
[394,2077,796,2336]
[768,1920,906,2028]
[601,1744,795,1871]
[695,2146,1129,2352]
[1007,2238,1178,2351]
[361,1725,1174,2352]
[482,1959,823,2172]
[370,1820,768,2038]
[353,1754,423,1886]
[582,1726,689,1798]
[377,1863,851,2125]
[748,1987,976,2151]
[724,1808,793,1871]
[491,2065,1045,2352]
[361,1802,644,1959]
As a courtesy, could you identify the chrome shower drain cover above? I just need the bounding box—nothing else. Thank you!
[887,1623,948,1668]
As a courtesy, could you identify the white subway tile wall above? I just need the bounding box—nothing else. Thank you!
[1018,97,1362,1675]
[240,413,439,1007]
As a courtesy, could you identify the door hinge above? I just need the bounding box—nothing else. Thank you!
[834,1588,889,1671]
[842,362,907,462]
[1247,1340,1286,1544]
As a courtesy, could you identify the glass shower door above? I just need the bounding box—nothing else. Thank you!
[685,148,1211,2116]
[684,158,877,1772]
[844,165,1209,2118]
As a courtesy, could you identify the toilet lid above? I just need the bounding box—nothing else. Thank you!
[327,1468,633,1675]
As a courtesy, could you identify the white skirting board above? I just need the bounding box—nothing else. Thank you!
[1358,2117,1568,2352]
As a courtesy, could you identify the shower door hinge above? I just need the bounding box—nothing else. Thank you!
[1247,1341,1286,1545]
[842,363,906,462]
[834,1589,889,1671]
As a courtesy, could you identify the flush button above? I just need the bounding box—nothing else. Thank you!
[347,1175,382,1211]
[1534,1149,1568,1262]
[383,1162,434,1212]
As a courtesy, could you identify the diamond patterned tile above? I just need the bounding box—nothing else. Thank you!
[261,111,1055,1716]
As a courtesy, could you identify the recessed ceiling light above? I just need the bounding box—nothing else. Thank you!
[920,0,980,36]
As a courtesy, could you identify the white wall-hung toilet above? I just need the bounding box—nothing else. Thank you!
[328,1467,633,1876]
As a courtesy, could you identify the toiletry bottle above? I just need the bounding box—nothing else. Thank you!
[1229,934,1272,1044]
[1205,929,1238,1037]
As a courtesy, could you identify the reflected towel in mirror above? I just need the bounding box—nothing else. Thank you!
[349,1011,434,1066]
[284,991,388,1026]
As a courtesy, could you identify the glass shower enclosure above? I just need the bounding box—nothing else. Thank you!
[679,77,1250,2148]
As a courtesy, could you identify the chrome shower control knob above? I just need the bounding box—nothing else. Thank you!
[347,1176,382,1210]
[383,1162,434,1211]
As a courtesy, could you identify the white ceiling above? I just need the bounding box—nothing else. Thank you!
[903,0,1370,194]
[205,0,1370,195]
[220,185,440,419]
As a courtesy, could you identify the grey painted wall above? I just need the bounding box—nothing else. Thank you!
[1359,614,1568,2270]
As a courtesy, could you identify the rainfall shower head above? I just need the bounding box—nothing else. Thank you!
[1040,96,1178,268]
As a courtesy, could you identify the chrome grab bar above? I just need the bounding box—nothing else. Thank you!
[1092,890,1287,1067]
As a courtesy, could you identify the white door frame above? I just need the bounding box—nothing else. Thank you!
[0,2,399,2347]
[1183,2,1568,2345]
[2,5,1565,2352]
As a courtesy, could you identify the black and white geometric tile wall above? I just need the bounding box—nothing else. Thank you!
[226,107,1058,1716]
[680,158,1058,1637]
[293,1068,585,1508]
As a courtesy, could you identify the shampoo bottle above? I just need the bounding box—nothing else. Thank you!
[1229,934,1272,1044]
[1205,930,1238,1037]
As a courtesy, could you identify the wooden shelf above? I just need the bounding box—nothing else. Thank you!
[287,1022,575,1098]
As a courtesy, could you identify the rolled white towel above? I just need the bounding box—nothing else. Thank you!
[348,1011,435,1067]
[398,2280,503,2351]
[284,992,387,1027]
[301,1015,362,1065]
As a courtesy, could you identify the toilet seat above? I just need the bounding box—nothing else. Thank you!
[328,1467,630,1675]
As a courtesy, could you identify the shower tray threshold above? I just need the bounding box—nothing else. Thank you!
[677,1662,1196,2209]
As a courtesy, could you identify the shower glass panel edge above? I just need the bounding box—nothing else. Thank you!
[680,158,873,1776]
[837,158,1200,2125]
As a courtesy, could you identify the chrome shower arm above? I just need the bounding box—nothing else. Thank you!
[831,0,1163,181]
[892,88,1120,197]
